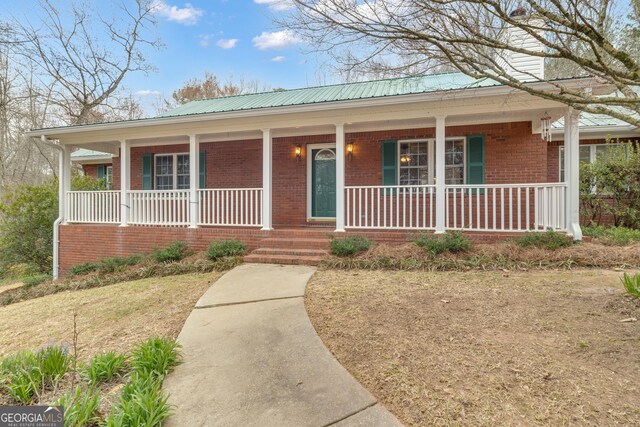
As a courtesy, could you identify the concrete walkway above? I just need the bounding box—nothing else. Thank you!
[163,263,402,427]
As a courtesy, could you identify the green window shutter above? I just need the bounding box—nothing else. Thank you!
[381,140,397,186]
[97,165,105,180]
[199,151,206,189]
[142,154,153,190]
[467,135,485,185]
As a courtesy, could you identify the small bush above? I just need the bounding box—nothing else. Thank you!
[414,231,471,255]
[583,225,640,246]
[149,241,190,263]
[515,229,573,250]
[36,346,71,385]
[206,240,247,260]
[130,337,181,378]
[69,262,98,276]
[330,236,371,257]
[97,255,143,274]
[55,386,101,427]
[1,351,41,403]
[22,274,51,288]
[621,273,640,298]
[104,374,170,427]
[84,352,126,386]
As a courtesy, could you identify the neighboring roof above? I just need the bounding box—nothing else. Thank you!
[158,73,498,119]
[71,148,112,161]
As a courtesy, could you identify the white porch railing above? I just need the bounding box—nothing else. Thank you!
[345,185,436,229]
[128,190,190,226]
[198,188,263,226]
[66,191,121,224]
[445,183,567,231]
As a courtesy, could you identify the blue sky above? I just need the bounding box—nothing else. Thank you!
[1,0,334,112]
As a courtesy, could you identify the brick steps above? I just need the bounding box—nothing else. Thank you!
[245,235,330,266]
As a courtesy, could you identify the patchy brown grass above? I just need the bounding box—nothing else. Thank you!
[323,241,640,270]
[306,269,640,426]
[0,272,222,360]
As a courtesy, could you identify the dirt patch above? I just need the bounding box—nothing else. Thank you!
[324,242,640,270]
[306,269,640,426]
[0,271,223,360]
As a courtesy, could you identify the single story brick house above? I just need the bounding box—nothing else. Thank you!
[29,61,638,277]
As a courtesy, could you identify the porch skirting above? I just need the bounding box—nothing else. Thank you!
[59,224,529,276]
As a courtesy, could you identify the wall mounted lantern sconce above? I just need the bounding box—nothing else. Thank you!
[295,144,302,161]
[346,143,354,160]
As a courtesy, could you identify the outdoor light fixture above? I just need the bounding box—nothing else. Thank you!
[346,143,353,160]
[295,144,302,161]
[540,112,552,142]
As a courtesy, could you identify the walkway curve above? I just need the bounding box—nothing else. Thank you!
[163,263,402,427]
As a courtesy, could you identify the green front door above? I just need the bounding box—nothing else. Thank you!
[311,147,336,218]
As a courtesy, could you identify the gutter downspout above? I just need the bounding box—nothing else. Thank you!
[34,135,65,280]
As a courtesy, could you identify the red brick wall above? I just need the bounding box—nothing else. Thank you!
[81,163,111,179]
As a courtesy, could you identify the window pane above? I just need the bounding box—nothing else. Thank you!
[579,146,591,163]
[399,141,429,185]
[445,166,464,185]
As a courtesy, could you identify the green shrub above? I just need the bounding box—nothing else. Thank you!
[22,274,51,288]
[414,231,470,255]
[149,242,190,263]
[130,337,181,378]
[206,240,247,260]
[330,236,371,257]
[97,255,143,274]
[55,386,101,427]
[621,273,640,298]
[84,352,126,386]
[69,262,98,276]
[36,346,71,385]
[1,351,42,403]
[515,229,573,250]
[104,374,170,427]
[583,225,640,246]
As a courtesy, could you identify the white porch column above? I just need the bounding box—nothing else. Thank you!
[189,134,200,228]
[435,116,447,233]
[335,123,346,232]
[120,140,130,227]
[61,145,72,222]
[261,128,273,230]
[564,108,582,240]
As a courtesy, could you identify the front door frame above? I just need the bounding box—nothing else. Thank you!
[306,142,337,221]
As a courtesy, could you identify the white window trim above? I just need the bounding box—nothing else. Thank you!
[154,152,190,190]
[558,143,624,181]
[397,137,467,185]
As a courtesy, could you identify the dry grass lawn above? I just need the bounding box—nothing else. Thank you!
[306,269,640,426]
[0,272,222,360]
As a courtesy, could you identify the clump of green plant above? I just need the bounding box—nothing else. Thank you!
[0,351,42,403]
[36,346,71,386]
[130,337,181,378]
[149,241,190,263]
[621,273,640,298]
[84,352,127,386]
[206,239,247,260]
[330,236,371,257]
[22,274,51,288]
[104,373,170,427]
[55,386,101,427]
[97,255,143,274]
[515,229,573,250]
[583,225,640,246]
[69,262,98,276]
[414,231,470,255]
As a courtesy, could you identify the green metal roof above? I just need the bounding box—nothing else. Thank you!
[158,73,498,118]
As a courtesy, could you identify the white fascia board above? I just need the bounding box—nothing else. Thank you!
[71,156,113,164]
[26,77,608,139]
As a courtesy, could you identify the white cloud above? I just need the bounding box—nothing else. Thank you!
[151,0,204,25]
[254,0,294,11]
[216,38,239,49]
[252,30,300,50]
[271,55,286,62]
[136,90,162,96]
[198,34,212,47]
